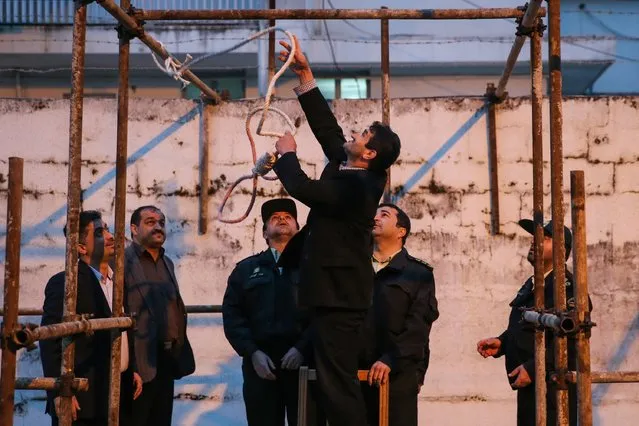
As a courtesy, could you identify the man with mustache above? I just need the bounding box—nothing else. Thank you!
[40,210,142,426]
[360,204,439,426]
[124,205,195,426]
[223,198,315,426]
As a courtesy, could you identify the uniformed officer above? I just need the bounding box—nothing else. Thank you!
[477,219,591,426]
[223,198,310,426]
[361,203,439,426]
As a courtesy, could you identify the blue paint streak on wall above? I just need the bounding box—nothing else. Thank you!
[392,105,487,203]
[0,106,199,254]
[592,312,639,424]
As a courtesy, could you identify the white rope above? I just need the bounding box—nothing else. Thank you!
[149,28,299,223]
[150,41,193,88]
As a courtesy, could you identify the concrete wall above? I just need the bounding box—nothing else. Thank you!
[0,95,638,425]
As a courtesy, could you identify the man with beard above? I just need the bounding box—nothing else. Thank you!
[40,210,142,426]
[124,205,195,426]
[273,35,401,426]
[360,204,438,426]
[476,219,591,426]
[223,198,313,426]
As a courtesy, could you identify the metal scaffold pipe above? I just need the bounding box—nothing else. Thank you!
[137,7,543,21]
[495,0,544,99]
[522,311,577,335]
[12,317,134,348]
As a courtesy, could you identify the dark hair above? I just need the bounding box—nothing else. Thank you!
[365,121,401,173]
[63,210,102,243]
[130,205,163,226]
[378,203,411,245]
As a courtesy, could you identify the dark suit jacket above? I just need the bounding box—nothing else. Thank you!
[274,87,386,310]
[124,244,195,383]
[40,260,135,421]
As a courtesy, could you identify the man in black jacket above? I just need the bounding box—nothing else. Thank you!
[361,204,439,426]
[477,219,590,426]
[274,36,401,426]
[223,198,312,426]
[40,210,142,426]
[125,205,195,426]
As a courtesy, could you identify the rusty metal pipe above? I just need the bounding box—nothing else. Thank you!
[381,6,391,203]
[15,377,89,392]
[589,372,639,384]
[522,311,577,334]
[486,85,500,235]
[563,371,639,384]
[530,21,546,426]
[548,0,569,424]
[108,1,131,423]
[2,305,224,316]
[59,3,89,425]
[199,102,212,234]
[13,317,134,348]
[495,0,544,99]
[571,170,593,426]
[138,8,540,21]
[268,0,276,86]
[0,157,24,426]
[95,0,220,103]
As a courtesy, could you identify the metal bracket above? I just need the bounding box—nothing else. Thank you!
[115,6,145,41]
[485,82,504,104]
[514,3,547,38]
[58,373,76,397]
[534,19,547,36]
[515,3,534,37]
[578,312,597,338]
[549,369,570,390]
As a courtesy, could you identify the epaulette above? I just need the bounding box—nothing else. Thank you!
[235,251,265,267]
[407,254,433,271]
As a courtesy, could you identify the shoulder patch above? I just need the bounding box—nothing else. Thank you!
[407,255,433,271]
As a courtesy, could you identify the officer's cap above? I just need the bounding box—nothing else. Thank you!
[261,198,297,223]
[518,219,572,258]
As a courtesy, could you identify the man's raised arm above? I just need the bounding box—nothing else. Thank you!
[279,35,347,163]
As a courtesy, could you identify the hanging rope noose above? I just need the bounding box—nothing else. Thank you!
[151,27,298,224]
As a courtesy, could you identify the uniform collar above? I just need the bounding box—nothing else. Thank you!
[373,247,408,271]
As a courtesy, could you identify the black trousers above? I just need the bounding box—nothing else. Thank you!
[51,418,100,426]
[517,383,577,426]
[362,363,419,426]
[132,354,175,426]
[242,357,299,426]
[312,308,367,426]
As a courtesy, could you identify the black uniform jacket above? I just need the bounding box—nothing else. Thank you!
[362,248,439,383]
[274,87,387,310]
[40,260,135,420]
[496,268,592,386]
[223,249,312,359]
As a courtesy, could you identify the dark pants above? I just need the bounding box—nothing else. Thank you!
[362,363,419,426]
[51,418,101,426]
[312,308,367,426]
[132,354,175,426]
[242,356,299,426]
[517,383,577,426]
